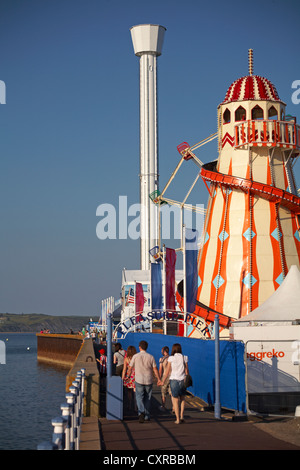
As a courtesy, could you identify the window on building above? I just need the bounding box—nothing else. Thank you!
[251,105,264,120]
[235,106,246,121]
[223,108,231,124]
[268,106,278,120]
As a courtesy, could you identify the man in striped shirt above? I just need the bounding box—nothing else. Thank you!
[128,340,161,423]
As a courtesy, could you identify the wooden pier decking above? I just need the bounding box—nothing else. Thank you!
[79,384,300,451]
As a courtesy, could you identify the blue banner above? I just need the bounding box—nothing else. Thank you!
[151,263,163,311]
[185,228,198,313]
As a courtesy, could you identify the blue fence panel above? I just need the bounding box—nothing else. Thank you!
[120,332,246,413]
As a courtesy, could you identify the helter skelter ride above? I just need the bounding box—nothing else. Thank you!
[150,50,300,338]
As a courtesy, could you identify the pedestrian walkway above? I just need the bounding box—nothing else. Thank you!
[80,384,300,451]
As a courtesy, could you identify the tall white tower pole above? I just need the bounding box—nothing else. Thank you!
[130,24,166,270]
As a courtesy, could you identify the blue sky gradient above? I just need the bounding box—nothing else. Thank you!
[0,0,299,316]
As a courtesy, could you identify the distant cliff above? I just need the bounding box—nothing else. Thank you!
[0,313,92,333]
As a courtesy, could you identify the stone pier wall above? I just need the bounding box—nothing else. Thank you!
[36,334,100,417]
[36,333,83,367]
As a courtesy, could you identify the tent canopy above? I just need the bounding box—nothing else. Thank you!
[233,265,300,323]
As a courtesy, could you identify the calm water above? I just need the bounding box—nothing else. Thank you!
[0,333,69,450]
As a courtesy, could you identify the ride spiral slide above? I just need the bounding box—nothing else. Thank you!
[176,138,300,336]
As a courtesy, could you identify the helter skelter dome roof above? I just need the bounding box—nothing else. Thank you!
[221,74,282,105]
[221,48,285,105]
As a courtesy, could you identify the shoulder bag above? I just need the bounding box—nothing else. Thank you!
[182,355,193,388]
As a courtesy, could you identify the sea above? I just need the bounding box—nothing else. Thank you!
[0,333,69,450]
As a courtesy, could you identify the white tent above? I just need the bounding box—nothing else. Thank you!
[233,265,300,324]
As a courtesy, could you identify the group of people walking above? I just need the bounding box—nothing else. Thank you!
[114,340,189,424]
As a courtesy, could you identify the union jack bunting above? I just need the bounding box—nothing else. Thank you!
[149,246,162,262]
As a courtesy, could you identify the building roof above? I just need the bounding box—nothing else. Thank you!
[233,265,300,323]
[221,75,283,105]
[121,268,184,284]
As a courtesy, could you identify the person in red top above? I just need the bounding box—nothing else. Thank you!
[97,349,107,389]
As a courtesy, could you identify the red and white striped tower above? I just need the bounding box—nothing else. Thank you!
[196,50,300,323]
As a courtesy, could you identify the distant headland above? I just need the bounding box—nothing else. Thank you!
[0,313,91,333]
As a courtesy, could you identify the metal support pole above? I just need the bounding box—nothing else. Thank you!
[162,245,167,335]
[107,312,113,378]
[214,314,221,419]
[183,225,187,337]
[106,309,123,420]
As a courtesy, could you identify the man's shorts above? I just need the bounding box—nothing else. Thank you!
[161,378,171,398]
[169,379,186,398]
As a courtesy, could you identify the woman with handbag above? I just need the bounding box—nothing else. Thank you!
[113,343,126,376]
[122,345,137,411]
[160,343,189,424]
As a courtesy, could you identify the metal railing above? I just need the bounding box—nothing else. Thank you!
[235,120,300,149]
[37,368,85,450]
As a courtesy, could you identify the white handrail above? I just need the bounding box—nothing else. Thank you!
[37,368,85,450]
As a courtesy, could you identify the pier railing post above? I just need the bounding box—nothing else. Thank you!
[69,384,79,450]
[37,441,57,450]
[80,368,85,424]
[37,369,86,450]
[60,403,71,450]
[66,392,76,450]
[76,371,83,428]
[73,379,81,443]
[51,416,65,450]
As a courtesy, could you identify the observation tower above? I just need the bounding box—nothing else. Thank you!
[195,50,300,323]
[130,24,166,270]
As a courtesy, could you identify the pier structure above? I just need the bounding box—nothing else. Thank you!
[37,334,100,417]
[36,333,300,451]
[36,333,83,367]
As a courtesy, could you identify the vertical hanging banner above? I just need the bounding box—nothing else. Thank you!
[151,263,163,311]
[165,248,176,310]
[185,228,198,314]
[135,282,144,322]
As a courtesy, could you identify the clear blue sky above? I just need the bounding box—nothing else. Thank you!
[0,0,299,316]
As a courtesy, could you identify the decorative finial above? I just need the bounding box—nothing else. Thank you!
[248,49,253,76]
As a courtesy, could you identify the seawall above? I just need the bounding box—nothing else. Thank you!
[37,334,100,417]
[36,333,83,367]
